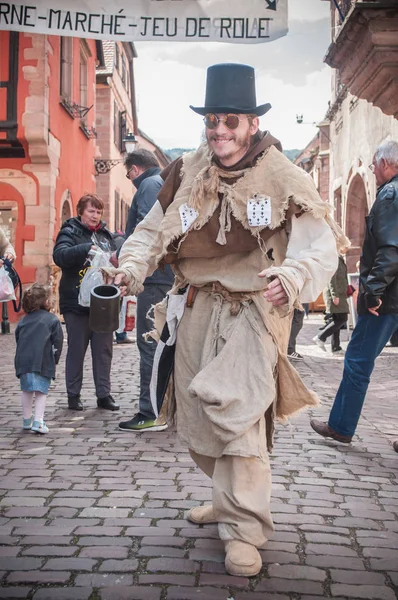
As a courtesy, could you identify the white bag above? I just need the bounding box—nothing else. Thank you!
[0,265,16,303]
[78,247,111,307]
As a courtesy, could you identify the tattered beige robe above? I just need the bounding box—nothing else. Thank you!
[110,142,344,457]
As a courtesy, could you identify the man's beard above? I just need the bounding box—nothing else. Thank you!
[205,129,252,163]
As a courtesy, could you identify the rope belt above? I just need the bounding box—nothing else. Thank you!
[186,282,255,316]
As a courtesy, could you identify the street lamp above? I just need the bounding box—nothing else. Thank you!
[296,114,316,126]
[296,115,331,143]
[94,133,138,175]
[124,132,138,154]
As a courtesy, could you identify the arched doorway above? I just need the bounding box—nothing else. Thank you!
[345,174,368,273]
[61,199,72,222]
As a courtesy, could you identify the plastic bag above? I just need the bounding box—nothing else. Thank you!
[78,246,112,307]
[0,265,16,303]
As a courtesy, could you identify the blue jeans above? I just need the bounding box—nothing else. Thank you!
[329,313,398,437]
[136,283,171,420]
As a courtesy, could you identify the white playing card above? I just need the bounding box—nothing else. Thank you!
[247,194,271,227]
[179,203,199,233]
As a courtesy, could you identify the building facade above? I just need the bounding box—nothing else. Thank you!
[95,41,170,234]
[294,123,331,310]
[324,0,398,272]
[0,32,99,292]
[0,33,169,321]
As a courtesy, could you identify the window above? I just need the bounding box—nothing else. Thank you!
[120,111,127,153]
[114,101,120,148]
[115,44,119,71]
[113,104,127,153]
[60,37,73,99]
[121,54,126,86]
[79,42,89,111]
[125,64,130,96]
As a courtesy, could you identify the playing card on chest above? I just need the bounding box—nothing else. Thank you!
[247,194,271,227]
[179,203,199,233]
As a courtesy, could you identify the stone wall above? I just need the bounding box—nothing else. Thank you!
[329,92,398,271]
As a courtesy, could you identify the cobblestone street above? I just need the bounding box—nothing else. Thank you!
[0,314,397,600]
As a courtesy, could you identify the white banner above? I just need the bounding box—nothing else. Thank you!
[0,0,288,43]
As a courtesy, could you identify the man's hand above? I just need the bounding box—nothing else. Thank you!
[333,297,340,306]
[368,299,382,316]
[103,271,128,297]
[262,276,288,307]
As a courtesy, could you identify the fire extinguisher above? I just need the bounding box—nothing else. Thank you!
[124,297,136,332]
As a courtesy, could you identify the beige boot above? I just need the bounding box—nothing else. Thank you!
[224,540,262,577]
[186,504,217,524]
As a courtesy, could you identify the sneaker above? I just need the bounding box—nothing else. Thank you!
[313,335,326,351]
[23,416,33,430]
[118,412,168,432]
[287,351,304,361]
[31,420,49,434]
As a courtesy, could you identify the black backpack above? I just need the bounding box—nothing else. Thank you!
[1,258,22,312]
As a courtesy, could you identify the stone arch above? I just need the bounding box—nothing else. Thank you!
[345,173,368,272]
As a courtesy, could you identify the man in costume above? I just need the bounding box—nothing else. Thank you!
[104,63,342,577]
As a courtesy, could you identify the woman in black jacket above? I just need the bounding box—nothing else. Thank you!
[53,193,118,412]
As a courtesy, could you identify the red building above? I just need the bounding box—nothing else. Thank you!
[0,32,100,299]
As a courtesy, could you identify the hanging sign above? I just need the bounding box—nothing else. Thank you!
[0,0,288,43]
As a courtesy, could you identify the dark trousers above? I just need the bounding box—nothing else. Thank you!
[288,309,305,354]
[319,313,348,351]
[136,283,171,420]
[329,313,398,437]
[64,312,113,398]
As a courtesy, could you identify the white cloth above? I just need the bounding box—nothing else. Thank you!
[149,289,188,417]
[264,213,338,307]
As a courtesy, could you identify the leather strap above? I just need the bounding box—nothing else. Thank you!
[186,285,198,308]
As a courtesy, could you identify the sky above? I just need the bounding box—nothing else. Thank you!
[133,0,332,152]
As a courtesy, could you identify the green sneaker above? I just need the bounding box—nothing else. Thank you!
[118,412,168,432]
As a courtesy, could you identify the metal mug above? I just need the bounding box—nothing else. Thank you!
[89,284,121,333]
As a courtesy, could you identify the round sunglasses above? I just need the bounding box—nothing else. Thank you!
[203,113,251,131]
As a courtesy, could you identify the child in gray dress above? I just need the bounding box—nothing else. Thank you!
[15,284,63,434]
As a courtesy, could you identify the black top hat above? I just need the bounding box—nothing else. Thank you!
[190,63,271,117]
